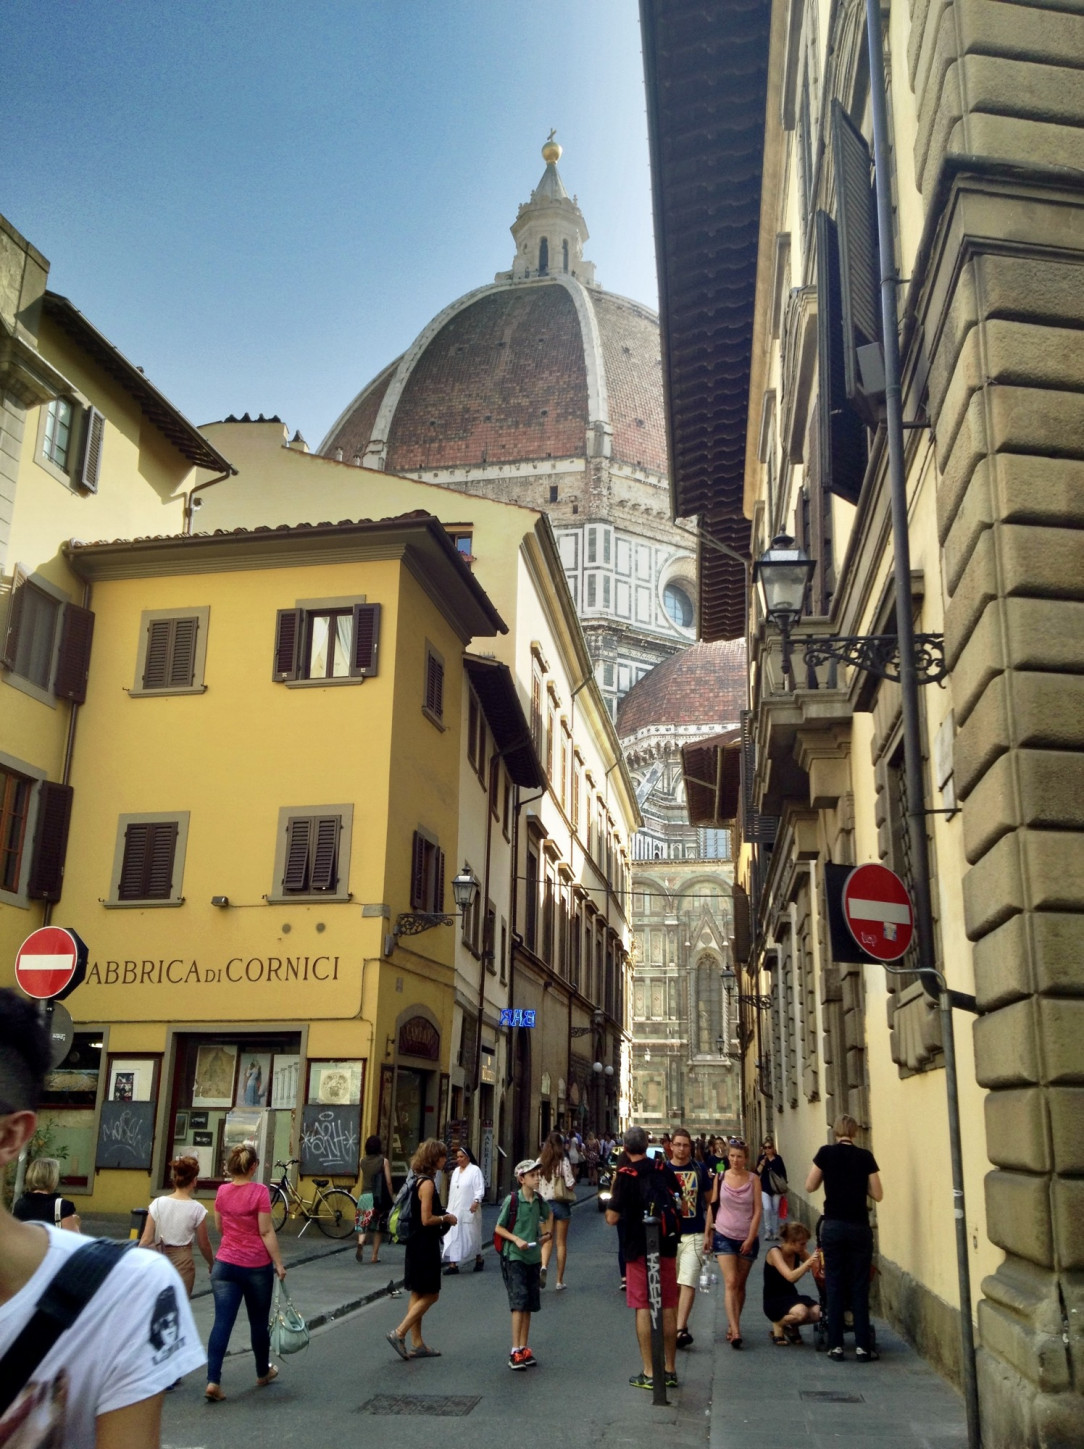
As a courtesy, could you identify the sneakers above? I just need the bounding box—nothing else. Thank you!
[856,1347,880,1362]
[629,1372,654,1390]
[827,1346,844,1362]
[509,1348,538,1370]
[676,1327,693,1349]
[665,1371,679,1388]
[539,1267,547,1288]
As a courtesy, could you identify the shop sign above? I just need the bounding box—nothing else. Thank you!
[499,1007,536,1028]
[540,1072,551,1096]
[398,1015,440,1061]
[81,954,341,987]
[479,1048,496,1085]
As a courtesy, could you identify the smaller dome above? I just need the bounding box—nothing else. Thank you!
[616,640,747,738]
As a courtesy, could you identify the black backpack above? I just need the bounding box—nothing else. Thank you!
[618,1160,681,1243]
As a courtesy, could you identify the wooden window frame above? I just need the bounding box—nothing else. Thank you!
[131,607,210,696]
[273,598,380,687]
[0,762,34,899]
[106,812,190,908]
[36,397,104,493]
[268,804,353,903]
[422,643,445,728]
[409,828,445,913]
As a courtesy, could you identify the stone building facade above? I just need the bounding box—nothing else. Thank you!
[640,0,1084,1443]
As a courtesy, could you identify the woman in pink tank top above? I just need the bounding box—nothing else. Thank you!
[703,1141,762,1349]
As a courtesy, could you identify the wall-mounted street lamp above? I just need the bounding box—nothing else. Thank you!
[753,534,946,686]
[390,864,478,943]
[720,967,772,1012]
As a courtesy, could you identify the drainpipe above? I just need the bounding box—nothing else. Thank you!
[182,469,233,534]
[43,579,91,929]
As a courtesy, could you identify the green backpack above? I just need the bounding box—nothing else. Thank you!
[387,1171,416,1243]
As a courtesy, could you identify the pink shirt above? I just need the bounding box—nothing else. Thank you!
[715,1173,757,1240]
[214,1180,272,1267]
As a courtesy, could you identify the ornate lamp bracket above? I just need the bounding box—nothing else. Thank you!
[393,912,456,937]
[802,632,947,686]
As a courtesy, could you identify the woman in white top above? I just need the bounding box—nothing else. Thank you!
[441,1145,487,1273]
[537,1131,576,1290]
[139,1154,214,1296]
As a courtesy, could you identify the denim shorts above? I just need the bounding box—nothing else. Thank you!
[502,1257,542,1312]
[713,1232,759,1261]
[547,1200,571,1221]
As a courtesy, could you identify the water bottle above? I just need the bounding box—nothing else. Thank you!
[698,1264,711,1293]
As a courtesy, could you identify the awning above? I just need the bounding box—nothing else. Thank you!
[463,655,545,788]
[681,727,742,826]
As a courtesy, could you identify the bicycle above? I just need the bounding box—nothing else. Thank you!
[269,1158,357,1239]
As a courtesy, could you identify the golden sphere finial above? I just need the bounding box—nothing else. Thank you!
[542,129,561,165]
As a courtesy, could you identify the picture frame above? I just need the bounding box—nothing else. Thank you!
[192,1043,238,1108]
[307,1060,363,1106]
[192,1130,213,1147]
[270,1054,300,1109]
[189,1111,209,1131]
[234,1052,271,1108]
[174,1111,189,1140]
[107,1058,155,1103]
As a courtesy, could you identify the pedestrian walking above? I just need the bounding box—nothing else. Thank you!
[355,1134,394,1264]
[755,1137,788,1240]
[585,1131,601,1185]
[763,1222,821,1343]
[605,1124,681,1391]
[494,1157,552,1368]
[442,1144,487,1274]
[12,1156,81,1233]
[707,1138,761,1349]
[805,1113,883,1362]
[538,1130,575,1290]
[387,1139,456,1360]
[139,1155,214,1295]
[205,1143,286,1401]
[0,988,204,1447]
[669,1127,712,1350]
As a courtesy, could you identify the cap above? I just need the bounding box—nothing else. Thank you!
[514,1158,542,1179]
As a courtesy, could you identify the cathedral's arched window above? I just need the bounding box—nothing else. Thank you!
[539,237,549,275]
[664,582,694,629]
[563,239,569,273]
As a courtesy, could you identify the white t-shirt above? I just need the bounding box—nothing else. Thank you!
[148,1194,207,1246]
[0,1224,205,1447]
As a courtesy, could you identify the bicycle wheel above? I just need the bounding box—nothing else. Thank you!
[315,1188,357,1239]
[269,1186,289,1232]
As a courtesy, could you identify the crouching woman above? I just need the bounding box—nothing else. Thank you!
[763,1221,821,1344]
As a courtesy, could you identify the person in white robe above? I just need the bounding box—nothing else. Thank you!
[441,1145,487,1273]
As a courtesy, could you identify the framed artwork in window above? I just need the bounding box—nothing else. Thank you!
[307,1059,363,1106]
[192,1043,238,1108]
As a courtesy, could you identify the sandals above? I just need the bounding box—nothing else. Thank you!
[387,1330,410,1361]
[784,1325,802,1345]
[408,1345,442,1358]
[770,1332,788,1345]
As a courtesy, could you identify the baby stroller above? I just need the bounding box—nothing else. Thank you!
[810,1217,878,1352]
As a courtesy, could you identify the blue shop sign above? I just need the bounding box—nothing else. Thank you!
[500,1008,537,1028]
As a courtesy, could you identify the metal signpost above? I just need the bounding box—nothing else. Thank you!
[643,1214,668,1405]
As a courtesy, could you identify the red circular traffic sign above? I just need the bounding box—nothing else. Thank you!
[14,926,83,1000]
[842,864,914,962]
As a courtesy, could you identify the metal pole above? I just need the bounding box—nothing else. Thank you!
[864,8,981,1442]
[643,1215,669,1405]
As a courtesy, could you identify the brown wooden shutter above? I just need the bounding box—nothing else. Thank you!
[119,820,177,899]
[273,609,301,680]
[350,603,380,677]
[309,816,340,891]
[169,616,198,686]
[434,849,445,914]
[815,210,868,505]
[143,620,172,689]
[75,407,105,493]
[831,101,881,413]
[53,603,95,702]
[27,782,73,901]
[283,817,313,892]
[1,566,29,670]
[410,831,425,909]
[425,653,444,717]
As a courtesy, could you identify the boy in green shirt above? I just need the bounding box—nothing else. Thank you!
[495,1157,552,1369]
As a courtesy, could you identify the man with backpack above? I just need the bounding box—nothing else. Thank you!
[604,1125,681,1390]
[0,989,205,1445]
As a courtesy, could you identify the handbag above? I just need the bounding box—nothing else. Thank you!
[354,1191,375,1231]
[553,1165,575,1203]
[769,1170,788,1195]
[269,1279,310,1356]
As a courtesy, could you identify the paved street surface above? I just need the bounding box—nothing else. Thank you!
[89,1192,967,1447]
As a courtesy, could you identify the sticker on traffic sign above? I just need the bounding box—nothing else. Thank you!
[842,864,914,962]
[14,926,88,1001]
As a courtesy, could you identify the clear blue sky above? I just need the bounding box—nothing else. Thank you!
[1,0,657,450]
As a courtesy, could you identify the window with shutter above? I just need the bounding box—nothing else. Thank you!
[133,608,209,695]
[0,766,33,894]
[54,604,95,703]
[273,601,380,685]
[423,647,444,723]
[269,804,353,902]
[27,781,73,902]
[107,813,189,907]
[42,399,74,469]
[815,210,868,505]
[831,101,883,422]
[2,573,63,695]
[75,407,105,492]
[409,829,444,912]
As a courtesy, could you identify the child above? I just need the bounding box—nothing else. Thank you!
[494,1157,553,1369]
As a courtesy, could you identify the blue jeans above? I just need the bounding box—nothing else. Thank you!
[821,1219,874,1352]
[207,1259,274,1382]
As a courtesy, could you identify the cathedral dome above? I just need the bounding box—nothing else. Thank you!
[320,142,667,481]
[616,640,747,739]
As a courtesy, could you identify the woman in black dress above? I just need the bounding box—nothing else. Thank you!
[12,1156,81,1232]
[763,1221,821,1343]
[387,1139,456,1360]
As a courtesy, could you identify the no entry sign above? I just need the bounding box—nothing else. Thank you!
[842,864,914,962]
[14,926,87,1001]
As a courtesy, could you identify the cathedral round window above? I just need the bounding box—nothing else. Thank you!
[663,582,694,629]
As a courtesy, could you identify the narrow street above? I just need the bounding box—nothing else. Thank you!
[158,1196,967,1449]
